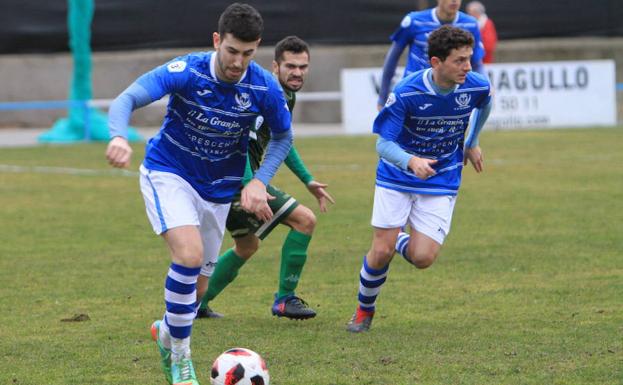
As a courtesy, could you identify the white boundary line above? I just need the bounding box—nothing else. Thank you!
[0,164,139,177]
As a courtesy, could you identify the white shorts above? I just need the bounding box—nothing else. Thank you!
[371,186,457,245]
[139,165,231,276]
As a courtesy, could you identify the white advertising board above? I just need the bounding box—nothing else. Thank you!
[341,60,616,134]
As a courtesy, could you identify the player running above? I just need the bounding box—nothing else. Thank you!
[197,36,334,321]
[347,25,492,333]
[106,4,292,384]
[377,0,485,110]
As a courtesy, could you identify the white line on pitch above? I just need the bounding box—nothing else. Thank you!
[0,164,139,177]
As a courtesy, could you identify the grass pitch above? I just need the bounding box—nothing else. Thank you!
[0,127,621,385]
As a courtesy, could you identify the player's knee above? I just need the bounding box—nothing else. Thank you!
[289,205,316,234]
[173,242,203,267]
[234,236,259,260]
[176,249,203,268]
[299,206,316,233]
[410,250,438,269]
[369,243,395,263]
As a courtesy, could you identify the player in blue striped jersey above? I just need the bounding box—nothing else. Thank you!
[347,26,492,333]
[377,0,485,110]
[105,4,292,384]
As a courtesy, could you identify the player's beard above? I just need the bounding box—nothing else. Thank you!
[216,56,244,83]
[283,75,304,92]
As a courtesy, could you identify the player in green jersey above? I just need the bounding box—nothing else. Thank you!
[196,35,334,320]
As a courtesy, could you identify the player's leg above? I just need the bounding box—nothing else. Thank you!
[196,233,259,318]
[347,186,411,333]
[346,227,399,333]
[395,194,457,268]
[196,194,263,317]
[161,226,203,385]
[272,203,317,319]
[140,166,204,385]
[253,184,314,319]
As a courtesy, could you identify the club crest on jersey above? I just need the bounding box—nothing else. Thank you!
[234,92,252,111]
[385,92,397,107]
[167,60,187,73]
[454,93,471,110]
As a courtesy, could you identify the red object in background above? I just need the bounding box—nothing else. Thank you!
[480,16,498,63]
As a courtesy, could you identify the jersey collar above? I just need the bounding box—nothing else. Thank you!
[431,7,459,25]
[424,68,459,95]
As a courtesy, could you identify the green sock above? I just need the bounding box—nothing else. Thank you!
[278,230,311,299]
[199,248,246,310]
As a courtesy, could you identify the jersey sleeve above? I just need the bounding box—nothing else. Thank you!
[260,77,292,135]
[372,91,407,141]
[135,56,192,101]
[469,25,485,65]
[389,13,414,48]
[476,80,492,108]
[285,145,314,185]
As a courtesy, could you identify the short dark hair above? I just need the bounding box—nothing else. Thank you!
[218,3,263,42]
[427,25,475,62]
[274,35,310,62]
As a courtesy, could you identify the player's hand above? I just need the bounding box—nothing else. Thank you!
[106,136,133,168]
[241,178,274,222]
[306,180,335,213]
[464,146,484,173]
[408,156,437,179]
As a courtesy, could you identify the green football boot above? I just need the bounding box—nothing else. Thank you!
[150,320,172,384]
[170,354,199,385]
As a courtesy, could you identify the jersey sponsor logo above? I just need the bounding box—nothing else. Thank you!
[454,93,471,110]
[196,89,212,96]
[401,15,411,28]
[234,92,252,111]
[209,116,242,131]
[418,103,433,110]
[385,92,397,107]
[167,60,187,73]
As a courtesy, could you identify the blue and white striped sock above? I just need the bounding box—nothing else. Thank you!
[396,232,413,264]
[164,263,200,356]
[357,255,389,312]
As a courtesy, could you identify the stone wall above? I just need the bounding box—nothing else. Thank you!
[1,37,622,127]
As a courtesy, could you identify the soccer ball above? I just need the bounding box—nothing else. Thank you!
[210,347,269,385]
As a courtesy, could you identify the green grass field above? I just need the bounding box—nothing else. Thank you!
[0,127,622,385]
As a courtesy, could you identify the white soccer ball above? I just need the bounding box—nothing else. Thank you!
[210,347,269,385]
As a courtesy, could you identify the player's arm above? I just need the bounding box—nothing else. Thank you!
[470,26,486,75]
[106,83,153,168]
[242,130,292,221]
[471,52,485,75]
[106,58,188,168]
[285,146,335,212]
[376,137,436,179]
[378,14,413,110]
[241,83,294,221]
[378,42,406,110]
[374,93,436,179]
[241,155,254,186]
[463,97,493,173]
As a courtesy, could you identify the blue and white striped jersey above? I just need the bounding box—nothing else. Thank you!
[391,8,484,76]
[374,68,491,195]
[137,51,291,203]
